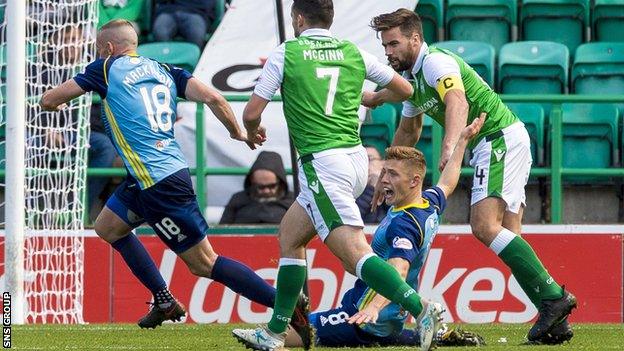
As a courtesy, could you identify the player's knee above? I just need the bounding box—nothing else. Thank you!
[187,259,214,278]
[94,220,121,243]
[470,218,500,244]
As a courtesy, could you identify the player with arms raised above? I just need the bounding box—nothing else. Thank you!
[232,1,446,351]
[39,20,311,344]
[364,9,576,344]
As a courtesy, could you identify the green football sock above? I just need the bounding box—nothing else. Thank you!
[491,229,563,306]
[358,254,423,317]
[267,258,307,334]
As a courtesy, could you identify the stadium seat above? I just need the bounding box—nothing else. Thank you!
[446,0,517,52]
[498,41,569,94]
[507,103,545,165]
[434,41,496,88]
[361,104,397,156]
[416,0,444,43]
[137,42,201,72]
[139,0,153,34]
[371,104,397,132]
[210,0,227,34]
[520,0,589,57]
[593,0,624,42]
[572,43,624,94]
[418,116,434,167]
[560,103,620,171]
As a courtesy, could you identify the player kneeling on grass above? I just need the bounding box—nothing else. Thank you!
[283,114,487,349]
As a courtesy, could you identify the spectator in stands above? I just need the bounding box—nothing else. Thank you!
[220,151,294,224]
[152,0,217,48]
[356,145,389,223]
[98,0,145,34]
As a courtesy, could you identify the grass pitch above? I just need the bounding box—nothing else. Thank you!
[10,323,624,350]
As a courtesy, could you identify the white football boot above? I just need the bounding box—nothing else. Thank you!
[232,325,287,351]
[417,301,444,351]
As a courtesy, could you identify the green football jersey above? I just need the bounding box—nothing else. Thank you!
[282,36,367,156]
[406,47,518,149]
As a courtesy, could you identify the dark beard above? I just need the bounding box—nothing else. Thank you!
[394,59,413,72]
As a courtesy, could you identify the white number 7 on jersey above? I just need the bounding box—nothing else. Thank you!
[316,67,340,116]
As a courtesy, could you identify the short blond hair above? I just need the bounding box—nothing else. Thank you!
[385,146,426,176]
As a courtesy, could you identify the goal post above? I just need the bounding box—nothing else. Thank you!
[2,0,99,324]
[4,0,27,325]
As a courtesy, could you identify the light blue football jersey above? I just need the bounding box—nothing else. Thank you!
[348,186,446,337]
[74,55,192,189]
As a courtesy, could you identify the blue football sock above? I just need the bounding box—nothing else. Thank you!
[211,256,276,308]
[111,234,168,296]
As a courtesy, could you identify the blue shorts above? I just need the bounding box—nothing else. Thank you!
[310,288,418,347]
[106,168,208,253]
[311,305,378,347]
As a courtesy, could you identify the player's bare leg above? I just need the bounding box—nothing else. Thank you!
[94,206,133,243]
[178,237,218,277]
[471,197,576,342]
[95,206,184,329]
[233,203,315,351]
[469,197,506,246]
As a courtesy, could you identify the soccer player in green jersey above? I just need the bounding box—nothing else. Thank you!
[232,1,446,351]
[364,9,576,345]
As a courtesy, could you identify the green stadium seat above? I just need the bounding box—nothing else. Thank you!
[507,103,545,165]
[572,42,624,94]
[560,103,620,171]
[210,0,227,34]
[139,0,153,34]
[137,42,201,72]
[416,0,444,43]
[418,116,434,168]
[593,0,624,42]
[434,41,496,88]
[520,0,589,57]
[446,0,516,52]
[361,104,397,156]
[498,41,569,94]
[371,104,397,132]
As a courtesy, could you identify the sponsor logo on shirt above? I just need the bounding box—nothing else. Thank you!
[393,236,413,250]
[493,149,506,162]
[308,180,320,194]
[155,138,173,150]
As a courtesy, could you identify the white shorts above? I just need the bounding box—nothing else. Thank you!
[296,145,368,241]
[469,122,532,213]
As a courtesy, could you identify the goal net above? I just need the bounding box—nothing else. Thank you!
[1,0,98,323]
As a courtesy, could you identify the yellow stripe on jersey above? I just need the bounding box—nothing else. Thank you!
[358,288,377,310]
[103,56,111,85]
[436,74,465,100]
[402,210,424,248]
[103,101,155,188]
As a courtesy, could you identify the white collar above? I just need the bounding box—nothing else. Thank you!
[410,42,429,76]
[300,28,333,38]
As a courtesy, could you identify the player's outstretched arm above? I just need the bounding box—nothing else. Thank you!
[242,94,269,146]
[185,77,262,149]
[39,79,86,111]
[436,113,486,198]
[438,89,469,172]
[361,72,413,108]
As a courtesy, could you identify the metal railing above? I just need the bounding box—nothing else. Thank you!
[2,94,622,224]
